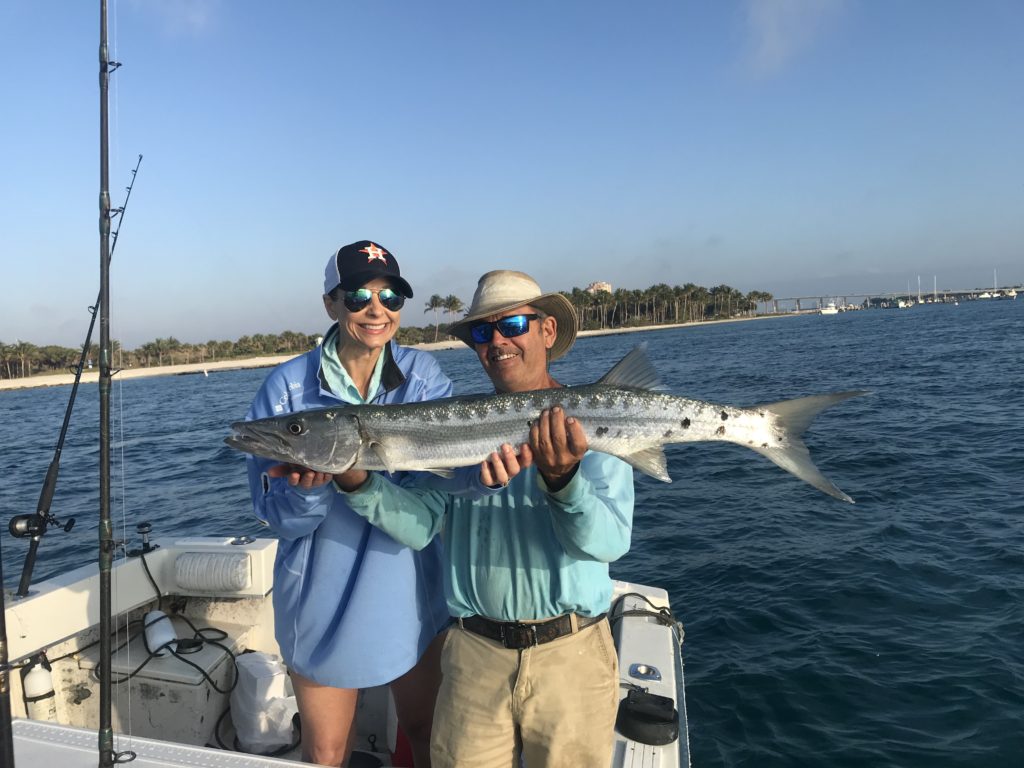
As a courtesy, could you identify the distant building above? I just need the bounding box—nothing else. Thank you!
[585,281,612,295]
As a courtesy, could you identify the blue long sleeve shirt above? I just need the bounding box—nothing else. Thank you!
[345,454,635,621]
[244,333,452,688]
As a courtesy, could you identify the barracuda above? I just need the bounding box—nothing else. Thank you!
[226,345,865,502]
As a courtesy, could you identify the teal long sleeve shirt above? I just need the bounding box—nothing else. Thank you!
[344,453,634,621]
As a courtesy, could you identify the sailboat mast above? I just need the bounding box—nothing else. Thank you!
[97,0,115,764]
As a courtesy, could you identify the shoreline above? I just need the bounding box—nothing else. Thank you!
[0,313,796,392]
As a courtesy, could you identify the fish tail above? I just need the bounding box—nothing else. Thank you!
[752,391,867,503]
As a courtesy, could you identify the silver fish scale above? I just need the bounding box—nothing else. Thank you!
[352,386,781,472]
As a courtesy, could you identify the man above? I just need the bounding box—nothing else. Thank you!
[334,269,635,767]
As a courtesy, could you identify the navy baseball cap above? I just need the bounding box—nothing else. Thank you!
[323,240,413,298]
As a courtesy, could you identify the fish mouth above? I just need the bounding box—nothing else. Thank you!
[225,422,298,462]
[224,421,351,474]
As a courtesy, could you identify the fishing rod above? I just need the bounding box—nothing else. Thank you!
[98,0,119,762]
[6,155,142,599]
[0,5,133,765]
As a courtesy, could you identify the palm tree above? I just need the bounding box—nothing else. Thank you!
[650,284,673,324]
[690,286,710,322]
[0,341,11,379]
[591,290,612,329]
[442,295,464,332]
[424,294,444,342]
[611,288,631,326]
[567,288,591,328]
[12,340,37,378]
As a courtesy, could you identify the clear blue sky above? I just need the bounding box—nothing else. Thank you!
[2,1,1022,348]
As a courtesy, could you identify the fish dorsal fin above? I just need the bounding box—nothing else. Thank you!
[596,343,667,391]
[618,446,672,483]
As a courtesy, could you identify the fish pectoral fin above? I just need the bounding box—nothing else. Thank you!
[618,446,671,483]
[367,441,397,475]
[425,468,456,478]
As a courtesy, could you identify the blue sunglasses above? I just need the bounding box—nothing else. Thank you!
[469,314,540,344]
[343,287,405,312]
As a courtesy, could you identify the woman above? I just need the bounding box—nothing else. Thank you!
[242,240,451,766]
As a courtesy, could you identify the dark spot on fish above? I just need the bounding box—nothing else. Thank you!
[715,426,725,436]
[761,442,769,448]
[720,411,729,421]
[615,430,623,438]
[663,430,673,438]
[596,426,609,437]
[681,418,691,429]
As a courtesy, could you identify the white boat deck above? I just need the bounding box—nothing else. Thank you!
[12,718,302,767]
[6,537,690,767]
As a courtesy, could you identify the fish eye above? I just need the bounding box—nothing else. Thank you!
[286,419,307,436]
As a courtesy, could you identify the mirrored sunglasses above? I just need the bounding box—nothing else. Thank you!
[343,287,405,312]
[469,314,540,344]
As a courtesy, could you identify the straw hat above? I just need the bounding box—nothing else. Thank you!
[448,270,578,361]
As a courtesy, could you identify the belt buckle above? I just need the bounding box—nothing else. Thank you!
[501,622,538,649]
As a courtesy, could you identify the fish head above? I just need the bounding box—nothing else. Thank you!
[225,408,362,473]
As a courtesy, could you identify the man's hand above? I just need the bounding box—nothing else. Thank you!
[530,406,588,492]
[480,442,534,488]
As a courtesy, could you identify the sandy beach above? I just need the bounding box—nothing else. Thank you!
[0,315,792,392]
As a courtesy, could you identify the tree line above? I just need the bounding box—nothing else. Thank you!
[1,282,772,380]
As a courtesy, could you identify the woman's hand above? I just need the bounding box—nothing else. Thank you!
[268,464,369,492]
[267,463,334,490]
[480,442,533,488]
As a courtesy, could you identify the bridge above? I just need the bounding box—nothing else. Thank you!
[763,286,1020,313]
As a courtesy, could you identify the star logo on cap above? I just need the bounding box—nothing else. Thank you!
[360,243,388,264]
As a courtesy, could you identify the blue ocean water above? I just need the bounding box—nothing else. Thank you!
[2,299,1022,766]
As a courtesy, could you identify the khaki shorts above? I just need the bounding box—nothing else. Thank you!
[430,618,619,768]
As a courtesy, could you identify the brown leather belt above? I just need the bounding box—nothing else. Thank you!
[459,613,607,650]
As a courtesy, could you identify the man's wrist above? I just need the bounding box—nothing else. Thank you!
[540,464,578,493]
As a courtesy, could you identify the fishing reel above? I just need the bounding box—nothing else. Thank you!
[127,521,159,557]
[8,512,75,539]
